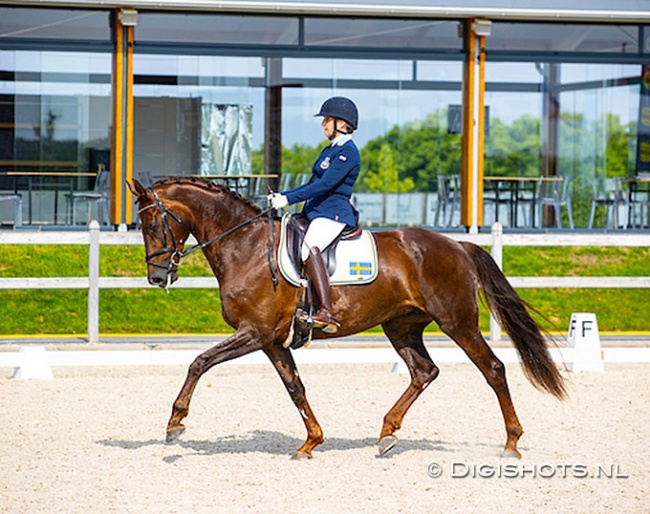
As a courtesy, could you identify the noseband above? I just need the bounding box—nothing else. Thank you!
[138,186,276,279]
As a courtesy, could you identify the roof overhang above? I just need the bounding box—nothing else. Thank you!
[3,0,650,23]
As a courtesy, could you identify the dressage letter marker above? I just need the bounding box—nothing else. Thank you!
[566,312,604,372]
[11,346,54,380]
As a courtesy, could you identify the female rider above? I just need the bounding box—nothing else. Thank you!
[268,97,361,334]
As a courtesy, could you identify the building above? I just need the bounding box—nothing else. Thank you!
[1,0,649,229]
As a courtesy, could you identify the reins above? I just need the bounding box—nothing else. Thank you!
[139,186,278,284]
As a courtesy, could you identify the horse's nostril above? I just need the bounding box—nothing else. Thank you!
[149,276,164,286]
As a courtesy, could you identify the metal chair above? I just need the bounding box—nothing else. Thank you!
[278,173,293,191]
[66,170,110,226]
[483,179,514,227]
[539,176,574,229]
[434,174,460,227]
[588,177,626,229]
[0,193,23,228]
[627,178,650,228]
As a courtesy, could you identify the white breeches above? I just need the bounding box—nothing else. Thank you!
[301,217,346,261]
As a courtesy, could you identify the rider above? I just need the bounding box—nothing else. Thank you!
[268,96,361,334]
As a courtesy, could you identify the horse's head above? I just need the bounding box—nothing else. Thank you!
[128,179,191,288]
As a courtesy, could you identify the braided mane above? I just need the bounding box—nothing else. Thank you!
[153,176,262,213]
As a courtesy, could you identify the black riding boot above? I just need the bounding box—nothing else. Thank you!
[301,248,340,334]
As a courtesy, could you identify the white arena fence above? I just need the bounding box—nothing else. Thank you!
[0,221,649,344]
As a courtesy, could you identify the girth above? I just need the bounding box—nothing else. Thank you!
[286,213,362,276]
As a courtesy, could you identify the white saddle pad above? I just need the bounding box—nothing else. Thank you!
[278,214,379,287]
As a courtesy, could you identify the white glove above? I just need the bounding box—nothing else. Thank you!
[268,193,288,210]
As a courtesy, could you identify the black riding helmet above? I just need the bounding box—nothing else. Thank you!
[314,97,358,138]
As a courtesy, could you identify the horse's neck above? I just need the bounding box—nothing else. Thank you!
[176,188,257,242]
[179,189,263,273]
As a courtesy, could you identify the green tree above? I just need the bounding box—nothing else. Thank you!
[360,110,461,192]
[363,143,414,193]
[485,115,541,177]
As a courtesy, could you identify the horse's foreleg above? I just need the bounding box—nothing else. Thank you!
[166,327,263,443]
[263,344,324,459]
[380,320,440,456]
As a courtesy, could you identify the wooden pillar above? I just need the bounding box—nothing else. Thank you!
[460,19,486,231]
[110,9,135,227]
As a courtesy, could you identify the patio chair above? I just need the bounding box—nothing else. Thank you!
[66,170,110,226]
[588,177,626,229]
[0,193,23,228]
[434,174,460,227]
[483,179,514,227]
[627,177,650,228]
[539,176,574,229]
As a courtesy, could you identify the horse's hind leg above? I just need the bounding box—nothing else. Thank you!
[379,317,440,456]
[443,324,523,458]
[263,344,324,459]
[166,326,263,443]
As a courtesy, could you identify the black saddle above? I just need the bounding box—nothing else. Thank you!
[286,213,362,276]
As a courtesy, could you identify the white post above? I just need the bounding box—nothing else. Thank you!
[87,220,100,344]
[490,222,502,343]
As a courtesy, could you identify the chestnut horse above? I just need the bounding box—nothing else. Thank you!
[128,177,565,460]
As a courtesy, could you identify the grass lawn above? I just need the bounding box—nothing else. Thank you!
[0,244,648,336]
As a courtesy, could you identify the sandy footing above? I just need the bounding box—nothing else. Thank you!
[1,361,647,513]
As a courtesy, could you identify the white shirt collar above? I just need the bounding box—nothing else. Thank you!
[331,134,353,147]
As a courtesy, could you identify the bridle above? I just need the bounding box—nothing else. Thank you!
[138,186,278,284]
[138,186,186,273]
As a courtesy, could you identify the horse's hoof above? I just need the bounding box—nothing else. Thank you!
[290,451,312,461]
[500,448,522,459]
[378,435,397,457]
[166,426,186,444]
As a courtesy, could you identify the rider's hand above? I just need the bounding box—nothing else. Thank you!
[268,193,288,210]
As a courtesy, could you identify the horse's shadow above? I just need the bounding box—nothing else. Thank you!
[97,430,498,460]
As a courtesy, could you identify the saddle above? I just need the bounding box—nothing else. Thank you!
[286,213,362,277]
[283,213,361,350]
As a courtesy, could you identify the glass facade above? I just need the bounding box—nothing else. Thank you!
[0,6,648,229]
[0,8,111,225]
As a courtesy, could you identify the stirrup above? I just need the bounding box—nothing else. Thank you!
[300,309,340,334]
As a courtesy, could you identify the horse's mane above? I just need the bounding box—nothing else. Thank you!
[153,176,262,213]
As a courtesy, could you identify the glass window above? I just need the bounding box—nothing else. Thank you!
[282,57,463,227]
[304,18,462,50]
[135,13,299,46]
[0,7,110,41]
[133,54,265,176]
[283,58,414,81]
[0,50,112,225]
[482,58,641,228]
[487,23,639,54]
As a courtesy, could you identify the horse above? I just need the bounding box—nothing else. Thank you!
[127,176,566,460]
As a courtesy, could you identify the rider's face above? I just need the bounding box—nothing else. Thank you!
[321,116,335,139]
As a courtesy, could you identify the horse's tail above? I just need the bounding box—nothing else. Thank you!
[462,242,567,399]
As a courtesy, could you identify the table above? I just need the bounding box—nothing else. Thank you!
[0,171,97,225]
[484,176,563,228]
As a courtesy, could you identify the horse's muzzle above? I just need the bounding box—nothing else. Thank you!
[148,267,178,288]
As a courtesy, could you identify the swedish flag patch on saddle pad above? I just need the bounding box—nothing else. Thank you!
[278,216,379,287]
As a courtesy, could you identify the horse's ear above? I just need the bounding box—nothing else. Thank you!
[127,179,148,199]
